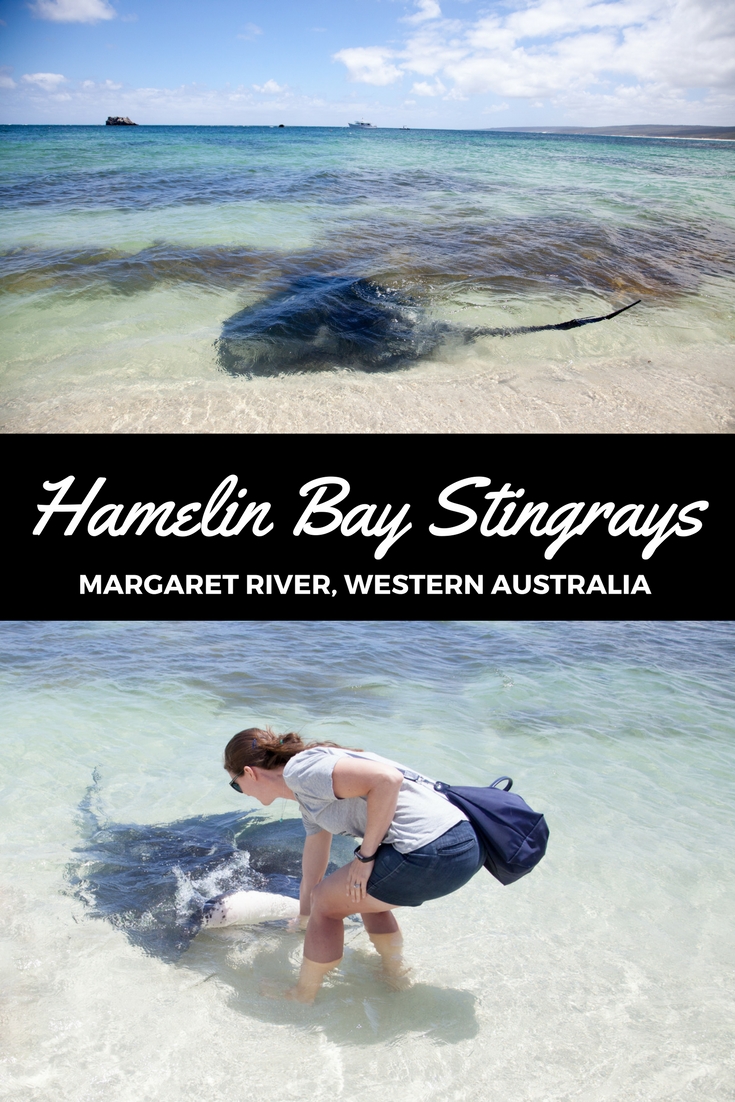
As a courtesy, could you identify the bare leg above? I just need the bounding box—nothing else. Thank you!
[287,863,397,1002]
[285,956,342,1004]
[367,929,412,990]
[303,911,345,963]
[303,867,397,962]
[361,910,399,935]
[360,909,410,985]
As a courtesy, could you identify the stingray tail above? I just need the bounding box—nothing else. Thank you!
[552,298,642,331]
[76,768,105,840]
[469,298,641,338]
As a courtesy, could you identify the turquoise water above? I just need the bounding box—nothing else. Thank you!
[1,126,734,431]
[1,621,734,1101]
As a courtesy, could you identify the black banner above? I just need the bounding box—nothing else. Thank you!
[4,434,729,619]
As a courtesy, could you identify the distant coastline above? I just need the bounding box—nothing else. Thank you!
[490,124,735,141]
[2,123,733,138]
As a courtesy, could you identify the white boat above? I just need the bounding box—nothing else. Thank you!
[348,120,377,129]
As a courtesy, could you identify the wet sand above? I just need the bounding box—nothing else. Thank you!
[2,346,732,433]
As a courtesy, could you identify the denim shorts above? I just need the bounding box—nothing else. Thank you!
[366,820,483,907]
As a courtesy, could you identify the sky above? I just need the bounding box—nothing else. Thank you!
[0,0,733,127]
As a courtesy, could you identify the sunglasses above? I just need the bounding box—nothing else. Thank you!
[229,740,257,793]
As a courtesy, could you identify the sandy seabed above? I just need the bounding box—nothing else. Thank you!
[1,346,733,434]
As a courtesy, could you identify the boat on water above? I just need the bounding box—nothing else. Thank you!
[348,120,377,129]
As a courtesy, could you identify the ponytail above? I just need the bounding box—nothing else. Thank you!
[224,727,361,776]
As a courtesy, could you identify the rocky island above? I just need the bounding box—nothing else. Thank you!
[105,116,137,126]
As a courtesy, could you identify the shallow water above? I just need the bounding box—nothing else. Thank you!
[1,126,733,431]
[1,621,734,1101]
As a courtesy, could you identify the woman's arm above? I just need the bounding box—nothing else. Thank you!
[299,830,333,923]
[332,756,404,906]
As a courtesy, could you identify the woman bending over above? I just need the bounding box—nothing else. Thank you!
[224,727,483,1003]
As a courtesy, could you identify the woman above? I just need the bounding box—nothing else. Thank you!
[224,727,484,1003]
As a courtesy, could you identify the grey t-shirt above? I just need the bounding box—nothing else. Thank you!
[282,746,466,854]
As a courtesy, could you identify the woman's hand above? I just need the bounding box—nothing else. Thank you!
[346,856,375,906]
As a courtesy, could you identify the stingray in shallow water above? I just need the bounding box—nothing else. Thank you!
[66,772,353,961]
[215,273,640,375]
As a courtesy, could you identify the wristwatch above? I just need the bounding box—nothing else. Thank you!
[353,845,378,862]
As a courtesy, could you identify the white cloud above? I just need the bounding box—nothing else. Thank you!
[80,77,121,89]
[0,79,397,124]
[29,0,116,23]
[1,71,729,126]
[22,72,67,89]
[440,0,735,100]
[332,46,403,85]
[402,0,443,23]
[334,0,735,119]
[237,23,262,41]
[4,3,734,129]
[411,79,446,96]
[252,79,286,94]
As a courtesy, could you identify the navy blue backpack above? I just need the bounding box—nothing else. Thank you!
[434,776,549,885]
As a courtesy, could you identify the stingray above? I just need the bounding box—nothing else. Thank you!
[215,273,640,375]
[66,772,354,961]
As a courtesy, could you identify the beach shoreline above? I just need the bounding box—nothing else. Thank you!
[2,346,732,433]
[2,125,733,433]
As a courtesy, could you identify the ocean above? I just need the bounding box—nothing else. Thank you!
[1,125,733,432]
[1,620,733,1101]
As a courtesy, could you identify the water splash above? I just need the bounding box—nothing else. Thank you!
[66,773,354,960]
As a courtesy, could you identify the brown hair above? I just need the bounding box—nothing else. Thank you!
[224,727,361,776]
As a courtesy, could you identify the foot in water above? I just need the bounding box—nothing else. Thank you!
[260,956,343,1004]
[369,931,413,990]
